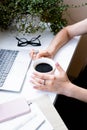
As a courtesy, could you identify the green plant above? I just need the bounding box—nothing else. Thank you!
[0,0,28,29]
[0,0,15,29]
[0,0,86,34]
[27,0,68,34]
[0,0,69,34]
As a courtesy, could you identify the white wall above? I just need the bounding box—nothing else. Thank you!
[63,0,87,80]
[67,35,87,80]
[64,0,87,24]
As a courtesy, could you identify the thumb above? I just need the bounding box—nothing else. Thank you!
[37,51,47,58]
[55,62,64,72]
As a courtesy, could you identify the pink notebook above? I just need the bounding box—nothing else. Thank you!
[0,98,31,123]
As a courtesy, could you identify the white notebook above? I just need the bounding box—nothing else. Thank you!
[0,102,54,130]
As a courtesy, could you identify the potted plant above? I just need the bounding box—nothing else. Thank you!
[0,0,69,34]
[27,0,69,34]
[0,0,86,34]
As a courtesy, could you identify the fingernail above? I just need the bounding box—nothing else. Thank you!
[55,62,59,66]
[35,50,39,54]
[33,86,37,89]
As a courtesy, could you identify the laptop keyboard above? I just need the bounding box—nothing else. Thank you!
[0,49,19,87]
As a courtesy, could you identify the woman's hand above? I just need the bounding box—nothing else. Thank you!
[30,49,53,60]
[30,62,72,96]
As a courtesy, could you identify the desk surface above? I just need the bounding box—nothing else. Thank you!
[33,94,68,130]
[0,29,80,129]
[0,29,81,103]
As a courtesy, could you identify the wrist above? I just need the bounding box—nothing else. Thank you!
[62,82,75,97]
[46,47,57,58]
[64,82,81,99]
[62,82,87,102]
[45,48,54,58]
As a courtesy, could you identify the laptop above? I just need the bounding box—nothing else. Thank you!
[0,49,32,92]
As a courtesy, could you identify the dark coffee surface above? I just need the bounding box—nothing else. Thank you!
[35,63,53,73]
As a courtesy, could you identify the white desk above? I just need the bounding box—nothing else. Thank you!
[0,29,81,129]
[0,29,81,103]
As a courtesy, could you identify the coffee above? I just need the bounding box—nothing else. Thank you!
[33,58,55,74]
[35,63,53,73]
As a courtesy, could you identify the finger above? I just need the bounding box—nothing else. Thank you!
[31,79,41,87]
[37,50,51,59]
[36,51,46,58]
[29,49,35,59]
[31,75,45,85]
[30,49,39,59]
[34,85,50,91]
[30,79,49,91]
[30,76,55,92]
[55,62,64,72]
[33,71,54,80]
[33,82,55,92]
[33,79,51,91]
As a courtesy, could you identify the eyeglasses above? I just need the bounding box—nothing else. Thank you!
[15,35,41,47]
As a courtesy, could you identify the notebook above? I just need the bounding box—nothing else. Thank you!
[0,49,32,92]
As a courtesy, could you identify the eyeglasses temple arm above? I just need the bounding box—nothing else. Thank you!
[34,35,41,41]
[15,37,23,42]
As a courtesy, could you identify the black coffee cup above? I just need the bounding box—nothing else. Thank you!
[33,58,55,73]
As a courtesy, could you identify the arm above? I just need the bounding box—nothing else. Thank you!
[66,82,87,103]
[30,19,87,102]
[30,18,87,59]
[47,18,87,57]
